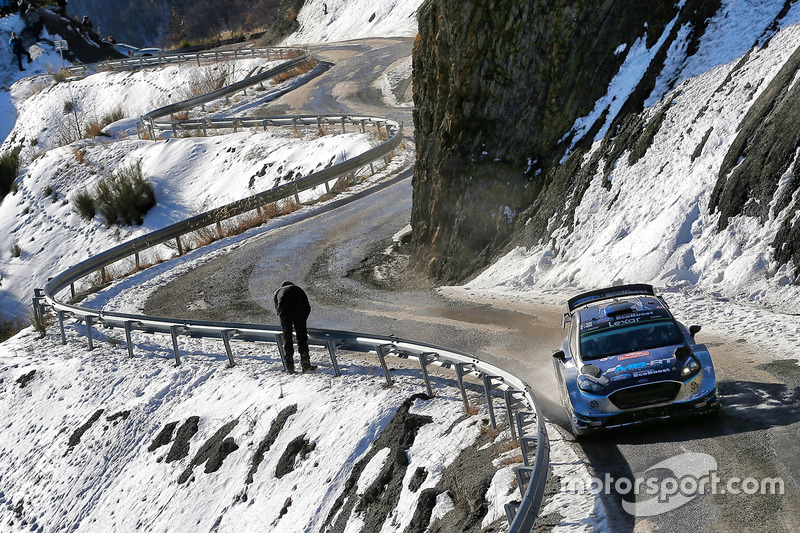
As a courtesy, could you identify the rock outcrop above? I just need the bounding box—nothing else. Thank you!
[410,0,725,282]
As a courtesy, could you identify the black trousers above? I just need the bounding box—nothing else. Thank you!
[15,50,30,70]
[279,312,308,359]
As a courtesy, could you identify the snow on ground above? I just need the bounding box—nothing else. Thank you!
[0,54,380,319]
[0,324,520,532]
[455,1,800,358]
[280,0,424,45]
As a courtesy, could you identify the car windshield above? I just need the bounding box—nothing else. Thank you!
[579,318,682,360]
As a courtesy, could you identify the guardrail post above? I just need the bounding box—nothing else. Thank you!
[124,320,139,358]
[455,363,471,413]
[275,333,290,372]
[148,117,156,141]
[58,311,66,345]
[505,502,521,524]
[216,220,224,239]
[325,339,341,376]
[341,117,346,134]
[202,120,208,137]
[70,282,75,300]
[375,344,393,386]
[85,316,94,351]
[176,237,183,256]
[170,325,183,365]
[482,375,498,430]
[135,252,140,270]
[418,352,436,397]
[504,389,519,445]
[196,54,201,67]
[515,411,538,467]
[221,329,238,367]
[171,122,178,138]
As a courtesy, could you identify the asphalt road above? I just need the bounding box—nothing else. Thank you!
[143,38,800,532]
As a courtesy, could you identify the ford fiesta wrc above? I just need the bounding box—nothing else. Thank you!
[552,284,719,436]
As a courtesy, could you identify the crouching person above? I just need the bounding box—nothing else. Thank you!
[274,281,315,373]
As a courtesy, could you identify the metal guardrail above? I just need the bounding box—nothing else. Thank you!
[35,45,550,531]
[64,47,303,76]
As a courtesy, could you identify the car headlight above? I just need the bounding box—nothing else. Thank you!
[578,375,606,394]
[680,357,701,380]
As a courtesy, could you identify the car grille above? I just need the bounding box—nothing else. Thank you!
[610,382,681,410]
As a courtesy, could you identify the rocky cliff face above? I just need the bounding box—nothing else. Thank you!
[411,0,800,284]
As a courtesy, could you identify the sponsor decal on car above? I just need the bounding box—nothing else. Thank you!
[609,358,673,374]
[633,367,672,378]
[618,351,650,361]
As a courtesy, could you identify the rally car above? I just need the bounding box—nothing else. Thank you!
[552,284,719,436]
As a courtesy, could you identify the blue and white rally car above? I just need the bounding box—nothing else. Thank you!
[552,284,719,436]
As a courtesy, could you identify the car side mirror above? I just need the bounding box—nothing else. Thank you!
[674,345,692,362]
[561,313,571,329]
[689,325,701,337]
[552,350,566,362]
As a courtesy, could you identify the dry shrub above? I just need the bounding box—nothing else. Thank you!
[192,225,220,248]
[170,111,189,121]
[279,197,300,215]
[272,60,317,84]
[84,120,103,138]
[73,148,86,164]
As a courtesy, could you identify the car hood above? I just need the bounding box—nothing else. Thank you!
[582,345,685,392]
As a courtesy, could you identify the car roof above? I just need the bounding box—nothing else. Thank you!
[577,296,674,334]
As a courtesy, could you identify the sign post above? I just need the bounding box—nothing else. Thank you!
[54,39,68,70]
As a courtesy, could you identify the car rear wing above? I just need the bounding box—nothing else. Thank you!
[566,284,656,312]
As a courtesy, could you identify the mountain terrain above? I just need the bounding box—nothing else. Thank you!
[412,0,800,316]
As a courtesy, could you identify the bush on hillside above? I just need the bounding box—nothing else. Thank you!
[94,162,156,225]
[72,189,96,220]
[0,147,21,200]
[0,312,24,343]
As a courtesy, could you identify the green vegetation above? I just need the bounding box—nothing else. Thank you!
[74,162,155,226]
[72,189,96,221]
[0,312,25,343]
[0,147,21,200]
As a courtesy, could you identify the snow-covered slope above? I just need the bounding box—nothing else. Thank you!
[0,57,381,319]
[466,1,800,318]
[0,323,518,532]
[281,0,424,45]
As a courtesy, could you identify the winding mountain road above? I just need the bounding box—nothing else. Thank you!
[142,38,800,532]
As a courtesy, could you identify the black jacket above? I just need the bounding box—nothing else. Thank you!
[274,282,311,318]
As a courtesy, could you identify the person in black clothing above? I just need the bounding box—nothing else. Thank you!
[56,0,67,16]
[9,32,30,71]
[274,281,314,373]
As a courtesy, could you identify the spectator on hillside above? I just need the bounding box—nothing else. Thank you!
[9,0,17,12]
[274,281,315,374]
[25,5,41,37]
[80,14,92,31]
[56,0,67,16]
[9,31,31,71]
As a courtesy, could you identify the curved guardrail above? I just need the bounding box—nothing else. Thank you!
[34,44,550,531]
[64,47,304,76]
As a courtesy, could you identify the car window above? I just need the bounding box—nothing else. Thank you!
[569,313,578,357]
[579,318,682,359]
